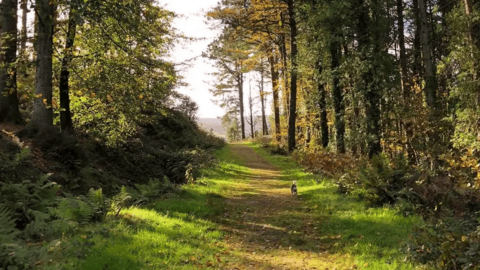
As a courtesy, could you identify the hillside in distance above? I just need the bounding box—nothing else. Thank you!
[197,117,271,139]
[198,118,226,138]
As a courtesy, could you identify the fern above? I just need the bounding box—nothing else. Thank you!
[54,195,95,225]
[0,205,17,236]
[112,186,132,217]
[0,205,24,268]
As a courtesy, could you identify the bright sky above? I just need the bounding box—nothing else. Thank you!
[162,0,224,118]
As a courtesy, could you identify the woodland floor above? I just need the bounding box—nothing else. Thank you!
[64,143,421,269]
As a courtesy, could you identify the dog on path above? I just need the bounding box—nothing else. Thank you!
[291,181,298,196]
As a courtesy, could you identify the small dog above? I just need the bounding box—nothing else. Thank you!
[291,181,298,196]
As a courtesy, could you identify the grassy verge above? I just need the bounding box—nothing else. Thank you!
[55,146,250,270]
[249,142,423,269]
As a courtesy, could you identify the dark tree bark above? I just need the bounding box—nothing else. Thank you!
[397,0,416,164]
[0,0,23,123]
[330,39,345,153]
[31,0,55,129]
[319,81,329,149]
[60,7,77,132]
[412,0,423,80]
[287,0,298,152]
[419,0,438,109]
[269,53,281,141]
[357,0,382,158]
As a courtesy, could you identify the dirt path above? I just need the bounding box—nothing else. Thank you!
[217,144,354,270]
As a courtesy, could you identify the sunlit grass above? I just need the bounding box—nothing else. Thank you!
[249,143,423,269]
[57,145,251,270]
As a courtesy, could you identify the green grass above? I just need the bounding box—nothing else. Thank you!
[53,143,423,269]
[55,146,251,270]
[249,143,423,269]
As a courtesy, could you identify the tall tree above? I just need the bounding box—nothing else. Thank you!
[0,0,23,123]
[357,0,382,158]
[269,52,281,140]
[59,3,79,132]
[20,0,28,55]
[204,36,249,140]
[330,37,345,153]
[258,60,269,135]
[419,0,438,109]
[397,0,416,164]
[286,0,298,152]
[31,0,55,129]
[247,80,255,138]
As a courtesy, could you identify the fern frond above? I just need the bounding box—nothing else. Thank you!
[0,205,17,235]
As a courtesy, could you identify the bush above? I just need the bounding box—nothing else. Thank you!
[408,215,480,269]
[293,149,357,178]
[133,177,176,205]
[356,154,410,206]
[253,135,272,148]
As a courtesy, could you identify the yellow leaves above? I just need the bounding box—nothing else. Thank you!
[328,234,342,240]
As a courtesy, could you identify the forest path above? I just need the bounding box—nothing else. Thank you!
[216,144,354,269]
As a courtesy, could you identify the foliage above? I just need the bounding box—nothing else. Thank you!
[252,135,273,148]
[133,177,176,205]
[292,148,357,178]
[408,216,480,269]
[354,154,410,206]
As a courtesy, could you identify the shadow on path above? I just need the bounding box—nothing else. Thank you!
[215,144,354,270]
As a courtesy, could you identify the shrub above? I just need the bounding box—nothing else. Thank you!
[356,154,409,206]
[253,135,272,148]
[408,215,480,269]
[292,149,357,178]
[133,177,176,205]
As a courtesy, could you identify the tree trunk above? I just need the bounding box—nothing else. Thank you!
[0,0,23,123]
[31,0,55,129]
[269,53,281,141]
[287,0,298,152]
[419,0,438,109]
[20,0,28,52]
[464,0,480,79]
[280,33,289,117]
[238,73,246,140]
[248,82,254,138]
[412,0,423,80]
[358,0,382,158]
[319,80,329,149]
[60,8,77,132]
[259,63,268,135]
[330,39,345,153]
[397,0,416,164]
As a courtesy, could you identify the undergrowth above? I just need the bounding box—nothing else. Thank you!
[0,111,225,269]
[256,136,480,269]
